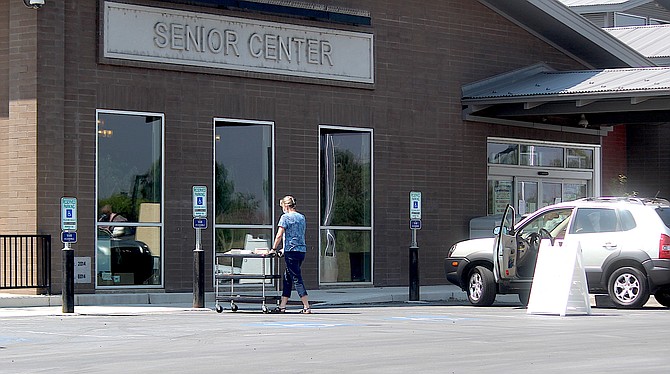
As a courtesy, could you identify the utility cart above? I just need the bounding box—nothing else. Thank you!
[214,250,281,313]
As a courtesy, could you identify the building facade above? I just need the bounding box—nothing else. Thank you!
[2,0,647,295]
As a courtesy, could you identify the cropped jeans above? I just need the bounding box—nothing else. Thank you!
[282,251,308,298]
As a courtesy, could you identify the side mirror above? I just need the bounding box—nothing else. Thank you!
[493,227,500,235]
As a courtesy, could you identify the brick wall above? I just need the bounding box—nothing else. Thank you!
[601,126,628,196]
[0,1,38,235]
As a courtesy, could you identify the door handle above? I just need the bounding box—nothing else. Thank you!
[603,242,617,250]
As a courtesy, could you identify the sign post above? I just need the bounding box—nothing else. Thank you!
[60,197,77,313]
[192,186,207,308]
[409,191,421,301]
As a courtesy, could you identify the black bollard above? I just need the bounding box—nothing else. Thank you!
[193,248,205,308]
[62,246,74,313]
[409,245,419,301]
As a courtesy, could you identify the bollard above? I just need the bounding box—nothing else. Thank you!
[193,247,205,308]
[62,245,74,313]
[409,245,419,301]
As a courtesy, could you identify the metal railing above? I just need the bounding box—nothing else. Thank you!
[0,235,51,293]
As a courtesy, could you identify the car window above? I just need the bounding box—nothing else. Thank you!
[570,208,618,234]
[620,209,637,231]
[655,207,670,229]
[518,208,573,239]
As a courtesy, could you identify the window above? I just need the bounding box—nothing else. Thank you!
[488,143,518,165]
[214,120,274,275]
[567,148,593,169]
[320,127,372,283]
[96,110,163,287]
[570,208,618,234]
[488,179,513,215]
[520,145,563,167]
[614,13,646,26]
[519,208,573,240]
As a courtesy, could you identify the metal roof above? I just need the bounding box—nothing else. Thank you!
[461,64,670,130]
[605,25,670,60]
[478,0,652,68]
[463,65,670,101]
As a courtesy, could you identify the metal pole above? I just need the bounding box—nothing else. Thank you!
[62,243,74,313]
[193,228,205,308]
[409,229,420,301]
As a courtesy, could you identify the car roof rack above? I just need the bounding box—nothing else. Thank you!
[578,196,670,206]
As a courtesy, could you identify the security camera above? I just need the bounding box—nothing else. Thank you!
[23,0,45,9]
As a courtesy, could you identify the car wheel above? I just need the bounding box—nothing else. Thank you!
[607,267,650,309]
[654,287,670,308]
[518,289,531,308]
[467,266,496,307]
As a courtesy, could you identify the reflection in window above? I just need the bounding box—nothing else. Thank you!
[487,143,518,165]
[214,120,274,279]
[96,111,163,287]
[215,123,272,225]
[320,128,372,283]
[518,181,538,215]
[520,145,564,167]
[567,148,593,169]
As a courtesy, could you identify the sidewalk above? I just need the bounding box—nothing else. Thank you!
[1,285,656,316]
[0,284,483,316]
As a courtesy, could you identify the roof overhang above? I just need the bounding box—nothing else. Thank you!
[477,0,653,68]
[462,64,670,134]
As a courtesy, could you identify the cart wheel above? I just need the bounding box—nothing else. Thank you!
[262,305,268,313]
[215,304,223,313]
[230,302,238,312]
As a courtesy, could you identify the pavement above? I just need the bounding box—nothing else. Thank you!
[0,284,661,316]
[0,284,493,316]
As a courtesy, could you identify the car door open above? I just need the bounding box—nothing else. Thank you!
[494,204,518,281]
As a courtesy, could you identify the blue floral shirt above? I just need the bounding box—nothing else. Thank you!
[278,211,306,252]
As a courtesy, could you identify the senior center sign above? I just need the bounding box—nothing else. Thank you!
[103,2,374,83]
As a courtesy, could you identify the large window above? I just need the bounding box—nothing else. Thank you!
[319,127,373,284]
[214,120,273,274]
[96,110,163,288]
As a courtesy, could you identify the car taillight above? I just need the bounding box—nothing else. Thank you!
[660,234,670,259]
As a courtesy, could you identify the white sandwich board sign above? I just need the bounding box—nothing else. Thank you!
[527,240,591,316]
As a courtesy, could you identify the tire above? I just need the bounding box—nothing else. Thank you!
[518,289,531,308]
[607,267,650,309]
[215,304,223,313]
[654,287,670,308]
[467,266,496,307]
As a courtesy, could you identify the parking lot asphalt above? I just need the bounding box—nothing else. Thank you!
[1,301,669,373]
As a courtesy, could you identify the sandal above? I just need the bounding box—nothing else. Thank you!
[271,307,286,313]
[300,308,312,314]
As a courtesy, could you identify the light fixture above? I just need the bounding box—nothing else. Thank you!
[578,114,589,128]
[98,129,113,138]
[23,0,45,9]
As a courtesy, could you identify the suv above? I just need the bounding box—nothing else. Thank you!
[445,197,670,309]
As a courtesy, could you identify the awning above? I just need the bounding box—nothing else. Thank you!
[462,64,670,132]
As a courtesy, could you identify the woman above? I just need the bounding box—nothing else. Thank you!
[271,195,311,313]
